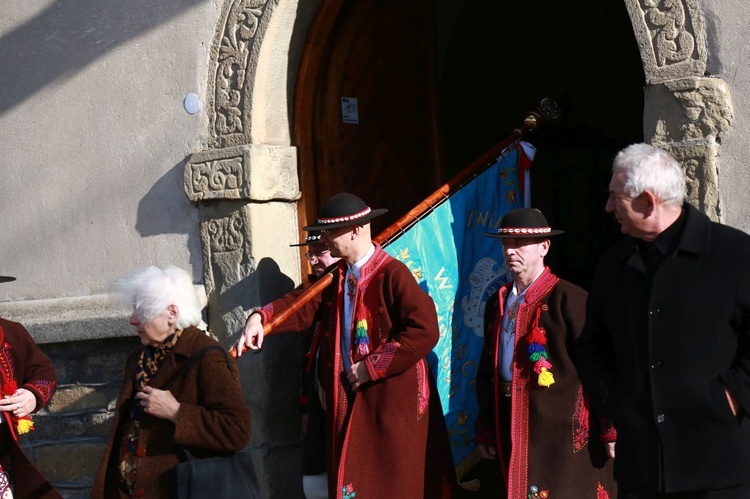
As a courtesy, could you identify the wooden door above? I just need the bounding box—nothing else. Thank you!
[295,0,442,238]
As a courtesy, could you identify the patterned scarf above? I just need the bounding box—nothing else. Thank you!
[119,329,183,496]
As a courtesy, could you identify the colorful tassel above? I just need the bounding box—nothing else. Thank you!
[527,326,547,345]
[528,351,548,362]
[527,342,546,354]
[533,357,552,374]
[527,306,554,388]
[353,319,370,355]
[537,367,555,387]
[16,417,34,435]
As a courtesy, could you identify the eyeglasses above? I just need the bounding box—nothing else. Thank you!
[320,224,363,236]
[305,250,331,263]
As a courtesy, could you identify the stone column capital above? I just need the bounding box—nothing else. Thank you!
[184,144,300,203]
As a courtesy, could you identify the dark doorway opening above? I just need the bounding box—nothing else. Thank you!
[438,0,644,288]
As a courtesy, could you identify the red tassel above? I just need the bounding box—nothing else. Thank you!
[527,326,547,345]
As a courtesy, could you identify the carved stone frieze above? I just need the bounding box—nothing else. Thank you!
[644,77,733,144]
[663,142,719,221]
[200,203,256,340]
[624,0,706,83]
[208,0,281,148]
[185,144,300,202]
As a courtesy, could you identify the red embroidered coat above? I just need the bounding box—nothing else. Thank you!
[476,268,615,499]
[258,244,441,498]
[0,318,60,498]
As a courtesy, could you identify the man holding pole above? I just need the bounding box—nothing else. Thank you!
[235,193,445,498]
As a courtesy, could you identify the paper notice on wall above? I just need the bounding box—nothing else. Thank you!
[341,97,359,124]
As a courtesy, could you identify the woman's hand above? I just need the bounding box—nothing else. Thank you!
[136,386,181,423]
[0,388,36,418]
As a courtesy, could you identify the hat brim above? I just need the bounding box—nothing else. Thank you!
[484,229,565,239]
[0,276,16,283]
[303,208,388,232]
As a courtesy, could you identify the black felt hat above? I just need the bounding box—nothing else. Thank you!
[303,193,388,231]
[290,230,324,247]
[0,276,16,283]
[484,208,564,238]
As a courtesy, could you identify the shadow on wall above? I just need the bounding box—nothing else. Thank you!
[135,158,203,274]
[135,159,202,275]
[220,259,304,498]
[217,257,296,343]
[0,0,204,118]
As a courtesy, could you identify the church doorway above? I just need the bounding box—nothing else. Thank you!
[295,0,644,287]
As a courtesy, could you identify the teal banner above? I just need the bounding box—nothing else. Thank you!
[385,143,525,469]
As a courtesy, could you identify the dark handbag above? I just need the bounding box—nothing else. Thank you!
[165,345,259,499]
[174,448,258,499]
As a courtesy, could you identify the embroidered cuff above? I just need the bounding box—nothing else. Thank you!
[600,419,617,443]
[364,342,400,381]
[22,380,56,408]
[256,305,274,324]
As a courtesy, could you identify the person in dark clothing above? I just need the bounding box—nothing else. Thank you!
[575,143,750,498]
[293,230,339,499]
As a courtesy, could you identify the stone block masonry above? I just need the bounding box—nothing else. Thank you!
[21,336,141,498]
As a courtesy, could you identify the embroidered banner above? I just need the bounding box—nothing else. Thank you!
[384,142,529,470]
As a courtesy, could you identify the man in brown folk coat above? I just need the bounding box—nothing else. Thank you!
[476,208,615,499]
[236,193,449,499]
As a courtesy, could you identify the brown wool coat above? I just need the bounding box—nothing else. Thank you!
[476,269,616,499]
[0,318,61,499]
[258,245,443,498]
[91,327,251,499]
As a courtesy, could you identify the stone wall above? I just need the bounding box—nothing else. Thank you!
[21,336,140,498]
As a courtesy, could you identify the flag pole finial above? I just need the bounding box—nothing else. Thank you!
[521,98,560,133]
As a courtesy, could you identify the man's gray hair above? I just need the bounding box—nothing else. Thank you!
[613,143,686,207]
[112,265,202,330]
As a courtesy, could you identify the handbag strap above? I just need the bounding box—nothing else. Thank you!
[163,344,235,390]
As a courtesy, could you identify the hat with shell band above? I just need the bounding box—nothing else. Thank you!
[484,207,564,238]
[303,193,388,232]
[290,230,324,247]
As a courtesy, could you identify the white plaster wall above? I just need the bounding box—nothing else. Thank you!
[0,1,222,305]
[703,1,750,231]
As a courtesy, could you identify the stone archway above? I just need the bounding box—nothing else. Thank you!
[183,0,314,341]
[182,2,319,497]
[625,0,732,221]
[180,1,733,497]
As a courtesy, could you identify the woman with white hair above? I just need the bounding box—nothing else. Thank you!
[92,266,251,498]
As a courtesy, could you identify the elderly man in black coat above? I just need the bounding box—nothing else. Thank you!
[575,143,750,498]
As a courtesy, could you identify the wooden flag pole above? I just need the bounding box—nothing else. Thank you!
[230,98,559,357]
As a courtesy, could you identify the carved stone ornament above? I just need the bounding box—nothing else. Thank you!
[663,142,719,222]
[208,0,280,148]
[644,77,733,144]
[185,144,300,203]
[624,0,706,84]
